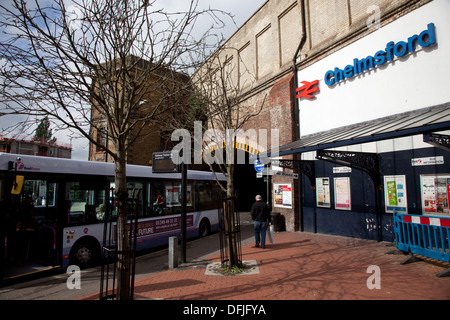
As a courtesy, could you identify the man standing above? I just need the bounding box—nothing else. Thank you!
[250,195,271,248]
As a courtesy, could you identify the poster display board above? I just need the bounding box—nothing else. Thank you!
[334,177,351,210]
[316,177,331,208]
[420,174,450,217]
[384,175,408,213]
[273,183,292,209]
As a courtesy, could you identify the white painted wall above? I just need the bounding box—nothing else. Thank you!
[298,0,450,137]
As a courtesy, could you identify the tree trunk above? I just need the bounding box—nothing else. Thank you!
[225,165,239,267]
[114,141,131,300]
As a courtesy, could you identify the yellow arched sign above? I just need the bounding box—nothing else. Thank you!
[203,141,260,157]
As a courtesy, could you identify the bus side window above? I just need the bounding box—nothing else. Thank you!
[147,181,166,216]
[162,181,193,215]
[198,181,221,211]
[66,182,106,225]
[127,181,143,218]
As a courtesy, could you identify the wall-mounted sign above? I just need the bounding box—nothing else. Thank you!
[333,167,352,173]
[411,156,444,166]
[274,171,298,179]
[296,80,320,99]
[316,177,331,208]
[420,175,450,217]
[324,23,436,86]
[384,175,407,213]
[274,183,292,209]
[334,177,351,210]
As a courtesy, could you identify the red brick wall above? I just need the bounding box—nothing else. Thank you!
[243,73,299,231]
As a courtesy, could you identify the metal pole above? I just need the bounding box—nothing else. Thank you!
[181,162,187,263]
[266,170,269,206]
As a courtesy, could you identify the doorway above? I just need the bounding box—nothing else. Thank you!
[233,161,267,212]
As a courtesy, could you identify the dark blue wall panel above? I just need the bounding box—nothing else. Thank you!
[301,146,449,242]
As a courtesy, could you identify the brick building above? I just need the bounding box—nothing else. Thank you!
[88,56,190,166]
[199,0,450,239]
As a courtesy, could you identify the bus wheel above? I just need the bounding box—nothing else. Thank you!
[71,241,98,268]
[199,218,210,237]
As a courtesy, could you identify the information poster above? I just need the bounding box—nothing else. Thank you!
[384,175,407,213]
[316,177,331,208]
[334,177,351,210]
[274,183,292,209]
[420,175,450,217]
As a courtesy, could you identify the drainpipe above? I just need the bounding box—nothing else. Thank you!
[293,0,307,232]
[293,0,306,141]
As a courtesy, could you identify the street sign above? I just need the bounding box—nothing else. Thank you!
[261,168,298,179]
[152,151,180,173]
[274,171,298,179]
[254,159,265,172]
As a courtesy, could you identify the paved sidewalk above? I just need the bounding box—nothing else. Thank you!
[82,232,450,300]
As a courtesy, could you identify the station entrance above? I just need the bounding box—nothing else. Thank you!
[233,158,267,213]
[202,144,268,212]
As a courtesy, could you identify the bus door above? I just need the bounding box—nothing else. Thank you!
[2,177,61,279]
[63,179,108,268]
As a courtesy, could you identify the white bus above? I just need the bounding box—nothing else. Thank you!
[0,153,225,281]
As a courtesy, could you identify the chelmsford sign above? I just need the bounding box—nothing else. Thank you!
[324,23,437,86]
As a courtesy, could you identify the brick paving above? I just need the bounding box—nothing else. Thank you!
[81,232,450,300]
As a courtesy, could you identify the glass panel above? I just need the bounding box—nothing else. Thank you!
[47,183,56,206]
[146,180,196,216]
[150,181,166,216]
[22,179,46,207]
[66,182,106,225]
[127,181,143,217]
[197,181,218,211]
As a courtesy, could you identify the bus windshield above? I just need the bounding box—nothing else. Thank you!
[22,179,56,207]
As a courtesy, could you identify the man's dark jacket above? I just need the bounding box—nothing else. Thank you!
[250,200,271,222]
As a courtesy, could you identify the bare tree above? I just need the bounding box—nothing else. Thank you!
[173,48,267,268]
[0,0,230,299]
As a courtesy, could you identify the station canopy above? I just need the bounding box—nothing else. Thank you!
[270,102,450,157]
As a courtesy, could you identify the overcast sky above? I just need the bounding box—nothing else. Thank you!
[197,0,267,38]
[0,0,266,160]
[158,0,266,37]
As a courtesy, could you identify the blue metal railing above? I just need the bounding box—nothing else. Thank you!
[393,211,450,277]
